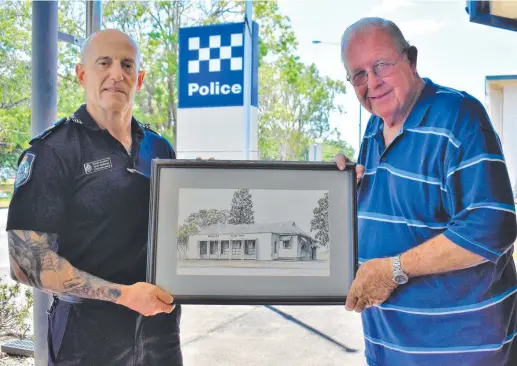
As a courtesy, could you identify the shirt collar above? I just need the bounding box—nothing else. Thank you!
[71,104,145,141]
[400,77,436,130]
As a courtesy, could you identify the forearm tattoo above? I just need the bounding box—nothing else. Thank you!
[8,230,121,302]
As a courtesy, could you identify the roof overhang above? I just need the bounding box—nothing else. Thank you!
[485,74,517,95]
[466,0,517,32]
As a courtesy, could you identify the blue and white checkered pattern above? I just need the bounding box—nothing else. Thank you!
[188,33,243,74]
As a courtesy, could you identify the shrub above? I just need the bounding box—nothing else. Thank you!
[0,278,33,338]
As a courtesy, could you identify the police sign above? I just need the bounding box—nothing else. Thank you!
[178,21,259,108]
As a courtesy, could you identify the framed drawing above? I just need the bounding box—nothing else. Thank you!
[147,160,358,305]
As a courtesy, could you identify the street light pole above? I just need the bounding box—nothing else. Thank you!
[243,1,253,160]
[312,39,363,156]
[359,103,362,151]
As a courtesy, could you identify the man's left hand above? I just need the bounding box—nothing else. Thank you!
[345,258,398,313]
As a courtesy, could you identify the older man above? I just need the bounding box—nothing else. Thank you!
[7,29,182,365]
[336,18,517,366]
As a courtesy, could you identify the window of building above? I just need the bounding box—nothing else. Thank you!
[231,240,242,254]
[244,240,256,255]
[199,241,207,255]
[210,240,218,255]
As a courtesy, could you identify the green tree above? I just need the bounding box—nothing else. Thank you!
[228,189,255,225]
[0,0,353,167]
[321,133,355,162]
[254,1,347,160]
[0,1,32,168]
[310,192,329,247]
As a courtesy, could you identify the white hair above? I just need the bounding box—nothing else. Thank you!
[340,17,410,68]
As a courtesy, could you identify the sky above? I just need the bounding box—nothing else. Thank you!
[274,0,517,157]
[178,188,327,233]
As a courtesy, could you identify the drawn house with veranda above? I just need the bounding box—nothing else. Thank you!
[186,221,319,261]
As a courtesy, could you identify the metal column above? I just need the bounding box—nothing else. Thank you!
[31,1,58,365]
[242,1,253,160]
[86,0,102,36]
[358,103,362,153]
[29,1,102,365]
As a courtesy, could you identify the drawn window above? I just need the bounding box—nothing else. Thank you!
[244,240,256,255]
[283,240,291,249]
[210,241,218,254]
[231,240,242,254]
[199,241,207,255]
[221,240,230,254]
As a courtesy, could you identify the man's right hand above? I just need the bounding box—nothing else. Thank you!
[335,153,365,184]
[117,282,175,316]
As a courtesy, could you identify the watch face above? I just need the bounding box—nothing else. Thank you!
[394,274,408,284]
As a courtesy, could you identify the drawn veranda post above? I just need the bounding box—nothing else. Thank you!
[176,188,330,276]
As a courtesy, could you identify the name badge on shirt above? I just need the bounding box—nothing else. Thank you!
[84,158,112,175]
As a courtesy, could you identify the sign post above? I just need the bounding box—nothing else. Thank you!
[176,20,259,160]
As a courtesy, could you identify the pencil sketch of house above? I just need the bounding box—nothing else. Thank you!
[185,221,320,261]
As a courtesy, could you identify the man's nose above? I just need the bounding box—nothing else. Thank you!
[109,62,124,81]
[366,70,383,90]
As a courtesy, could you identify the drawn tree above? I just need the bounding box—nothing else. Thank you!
[177,209,230,258]
[228,189,255,225]
[177,223,199,259]
[310,192,329,247]
[185,209,229,227]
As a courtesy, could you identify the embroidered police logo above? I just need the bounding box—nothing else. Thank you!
[14,152,36,189]
[84,158,112,175]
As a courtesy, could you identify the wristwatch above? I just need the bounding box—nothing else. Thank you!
[391,254,409,285]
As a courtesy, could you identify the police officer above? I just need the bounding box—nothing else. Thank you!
[6,29,182,365]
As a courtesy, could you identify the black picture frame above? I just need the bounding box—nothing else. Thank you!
[147,159,358,305]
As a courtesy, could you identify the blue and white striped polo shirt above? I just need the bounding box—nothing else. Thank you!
[357,78,517,366]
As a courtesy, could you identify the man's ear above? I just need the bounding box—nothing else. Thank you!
[75,63,85,87]
[136,70,146,91]
[406,46,418,69]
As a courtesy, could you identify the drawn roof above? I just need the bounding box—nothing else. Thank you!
[196,221,314,239]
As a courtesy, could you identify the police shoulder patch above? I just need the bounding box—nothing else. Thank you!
[140,122,158,135]
[30,117,69,144]
[14,152,36,189]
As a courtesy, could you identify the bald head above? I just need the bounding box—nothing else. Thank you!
[80,29,142,70]
[340,17,410,69]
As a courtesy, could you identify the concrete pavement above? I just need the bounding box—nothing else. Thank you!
[0,208,367,365]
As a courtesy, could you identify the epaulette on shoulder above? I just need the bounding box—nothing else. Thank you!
[30,117,69,144]
[139,122,159,135]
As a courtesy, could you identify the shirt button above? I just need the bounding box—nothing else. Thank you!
[380,157,386,162]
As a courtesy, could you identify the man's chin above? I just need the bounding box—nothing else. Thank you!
[100,100,129,113]
[371,104,395,119]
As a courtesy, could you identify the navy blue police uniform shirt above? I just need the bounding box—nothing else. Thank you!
[7,105,175,285]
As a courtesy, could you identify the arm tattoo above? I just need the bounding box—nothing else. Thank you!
[8,230,121,302]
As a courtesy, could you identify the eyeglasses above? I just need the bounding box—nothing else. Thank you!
[346,50,406,86]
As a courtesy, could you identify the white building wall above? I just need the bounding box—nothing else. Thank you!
[187,235,202,259]
[278,236,298,259]
[176,106,259,160]
[255,233,274,260]
[502,85,517,192]
[487,83,517,193]
[487,88,504,138]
